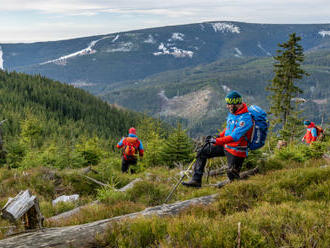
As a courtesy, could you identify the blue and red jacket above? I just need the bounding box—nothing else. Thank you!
[215,103,253,157]
[303,122,318,144]
[117,134,144,160]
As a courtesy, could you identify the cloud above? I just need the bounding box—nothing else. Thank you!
[1,0,329,42]
[1,0,328,18]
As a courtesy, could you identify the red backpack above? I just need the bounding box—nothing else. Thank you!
[315,126,325,141]
[123,137,139,159]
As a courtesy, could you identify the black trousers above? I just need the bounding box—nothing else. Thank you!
[121,158,137,173]
[192,144,245,181]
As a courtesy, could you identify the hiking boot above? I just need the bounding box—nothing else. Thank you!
[182,179,201,188]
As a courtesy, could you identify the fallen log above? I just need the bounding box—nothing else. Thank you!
[205,167,259,188]
[205,166,228,177]
[0,194,218,248]
[80,166,99,175]
[47,178,142,222]
[117,178,142,192]
[81,175,109,188]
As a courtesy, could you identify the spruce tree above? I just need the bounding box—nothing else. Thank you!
[267,33,309,140]
[159,123,194,168]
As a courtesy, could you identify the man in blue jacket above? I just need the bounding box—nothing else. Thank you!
[182,91,253,188]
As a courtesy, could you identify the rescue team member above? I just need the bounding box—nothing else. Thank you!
[302,120,318,144]
[182,91,253,188]
[117,127,144,173]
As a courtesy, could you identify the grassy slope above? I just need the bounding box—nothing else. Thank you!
[0,140,329,246]
[95,157,329,248]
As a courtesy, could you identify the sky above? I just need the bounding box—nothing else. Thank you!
[1,0,330,43]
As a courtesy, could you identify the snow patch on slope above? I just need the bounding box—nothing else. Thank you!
[222,85,231,93]
[211,22,240,34]
[234,48,242,57]
[70,81,97,88]
[40,36,111,66]
[158,90,169,102]
[153,43,193,58]
[170,33,184,41]
[144,35,156,44]
[257,42,272,56]
[319,30,330,37]
[312,99,327,105]
[0,46,3,69]
[112,35,119,42]
[106,42,134,52]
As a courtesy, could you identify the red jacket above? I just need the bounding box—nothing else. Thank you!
[215,103,253,157]
[303,122,318,144]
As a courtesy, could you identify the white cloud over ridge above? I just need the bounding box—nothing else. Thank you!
[1,0,330,17]
[0,0,330,42]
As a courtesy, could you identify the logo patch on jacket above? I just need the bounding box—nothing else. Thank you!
[239,121,245,127]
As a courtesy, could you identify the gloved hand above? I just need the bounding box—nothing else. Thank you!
[209,137,217,144]
[205,135,213,143]
[207,137,216,144]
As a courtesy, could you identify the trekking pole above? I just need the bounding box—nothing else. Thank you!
[164,141,211,204]
[164,158,196,204]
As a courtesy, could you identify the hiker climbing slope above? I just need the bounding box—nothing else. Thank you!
[182,91,255,188]
[117,127,144,173]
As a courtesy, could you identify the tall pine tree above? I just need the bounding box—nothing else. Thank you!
[267,33,309,140]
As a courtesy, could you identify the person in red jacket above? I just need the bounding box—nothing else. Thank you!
[182,91,253,188]
[302,120,318,144]
[117,127,144,173]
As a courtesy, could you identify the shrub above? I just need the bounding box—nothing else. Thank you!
[96,187,128,204]
[126,181,168,206]
[5,139,27,168]
[76,137,104,166]
[40,201,76,218]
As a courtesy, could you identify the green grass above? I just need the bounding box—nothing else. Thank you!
[0,139,329,245]
[95,156,330,247]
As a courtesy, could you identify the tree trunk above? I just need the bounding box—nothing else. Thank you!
[0,120,7,160]
[0,194,218,248]
[1,190,43,229]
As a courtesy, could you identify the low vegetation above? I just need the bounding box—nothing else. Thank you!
[0,137,329,245]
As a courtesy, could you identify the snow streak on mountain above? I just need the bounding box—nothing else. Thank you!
[211,22,240,33]
[319,30,330,37]
[0,46,3,69]
[40,36,112,66]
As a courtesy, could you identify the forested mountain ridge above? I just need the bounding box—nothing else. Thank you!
[1,21,329,89]
[1,22,329,136]
[0,70,142,142]
[101,50,330,136]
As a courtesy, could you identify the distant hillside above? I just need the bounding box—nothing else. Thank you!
[100,50,330,136]
[1,22,329,90]
[0,70,142,141]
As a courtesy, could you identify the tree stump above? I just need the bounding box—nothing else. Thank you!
[1,190,44,230]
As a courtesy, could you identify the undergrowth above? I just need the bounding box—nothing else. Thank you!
[0,138,329,245]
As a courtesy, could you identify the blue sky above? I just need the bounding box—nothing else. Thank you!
[1,0,330,43]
